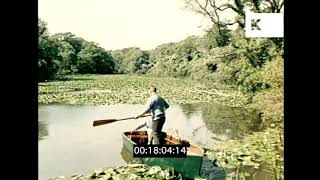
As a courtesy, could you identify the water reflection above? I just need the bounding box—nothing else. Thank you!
[200,156,226,180]
[39,121,48,140]
[180,103,261,141]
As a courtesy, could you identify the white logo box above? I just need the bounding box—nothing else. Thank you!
[245,12,284,38]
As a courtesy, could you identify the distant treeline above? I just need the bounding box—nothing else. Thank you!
[39,2,284,122]
[39,18,283,92]
[39,0,284,121]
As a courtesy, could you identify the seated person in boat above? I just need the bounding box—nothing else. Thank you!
[131,118,153,145]
[134,84,169,144]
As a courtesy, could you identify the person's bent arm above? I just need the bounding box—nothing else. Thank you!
[135,98,153,119]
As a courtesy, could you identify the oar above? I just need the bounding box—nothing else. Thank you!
[93,114,151,127]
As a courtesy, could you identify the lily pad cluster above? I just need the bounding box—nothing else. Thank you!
[49,164,183,180]
[39,75,249,106]
[206,126,284,179]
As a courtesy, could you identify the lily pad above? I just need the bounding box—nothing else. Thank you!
[147,166,162,175]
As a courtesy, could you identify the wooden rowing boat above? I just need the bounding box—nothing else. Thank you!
[121,131,204,179]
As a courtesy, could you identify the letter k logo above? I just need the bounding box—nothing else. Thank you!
[251,19,261,30]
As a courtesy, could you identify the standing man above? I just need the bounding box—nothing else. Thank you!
[134,84,169,144]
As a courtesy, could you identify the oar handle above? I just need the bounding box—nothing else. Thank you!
[118,117,135,121]
[92,114,151,127]
[118,114,151,121]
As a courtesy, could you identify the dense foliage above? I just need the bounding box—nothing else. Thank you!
[49,164,185,180]
[111,47,149,74]
[39,15,283,122]
[38,19,115,81]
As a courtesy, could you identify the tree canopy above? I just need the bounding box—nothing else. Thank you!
[38,3,283,121]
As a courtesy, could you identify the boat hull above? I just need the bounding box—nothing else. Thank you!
[121,131,204,179]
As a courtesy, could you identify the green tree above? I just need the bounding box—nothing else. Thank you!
[51,32,85,55]
[111,47,149,74]
[201,25,231,49]
[77,43,114,74]
[176,36,201,61]
[56,41,76,74]
[51,32,87,73]
[38,19,60,81]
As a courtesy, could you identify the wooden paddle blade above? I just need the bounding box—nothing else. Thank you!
[93,119,118,127]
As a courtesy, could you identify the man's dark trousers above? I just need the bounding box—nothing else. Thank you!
[151,116,165,144]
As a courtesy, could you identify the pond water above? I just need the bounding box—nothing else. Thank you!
[38,103,262,180]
